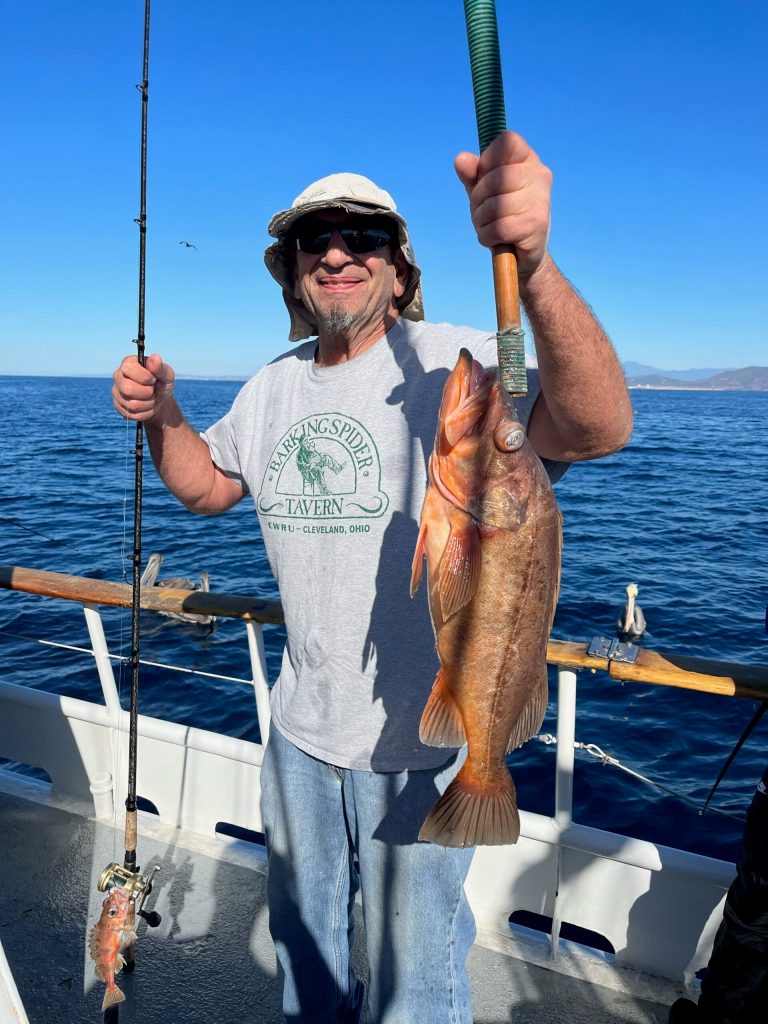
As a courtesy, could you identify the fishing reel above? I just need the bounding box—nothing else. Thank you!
[98,862,162,928]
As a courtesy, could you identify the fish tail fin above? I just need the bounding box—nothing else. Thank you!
[102,983,126,1012]
[419,668,466,748]
[505,669,548,753]
[419,766,519,847]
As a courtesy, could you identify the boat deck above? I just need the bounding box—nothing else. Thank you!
[0,782,669,1024]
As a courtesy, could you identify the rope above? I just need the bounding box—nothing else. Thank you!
[535,732,747,823]
[497,326,527,395]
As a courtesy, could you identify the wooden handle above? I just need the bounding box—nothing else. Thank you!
[492,245,521,330]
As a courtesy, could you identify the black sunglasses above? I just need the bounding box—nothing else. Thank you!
[294,218,395,256]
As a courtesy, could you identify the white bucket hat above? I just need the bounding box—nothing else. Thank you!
[264,172,424,342]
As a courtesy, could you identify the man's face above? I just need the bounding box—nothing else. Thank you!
[291,211,409,342]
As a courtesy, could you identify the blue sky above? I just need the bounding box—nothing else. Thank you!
[2,1,766,376]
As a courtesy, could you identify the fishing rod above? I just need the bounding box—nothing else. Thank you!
[96,0,161,1017]
[701,701,767,816]
[701,611,768,815]
[462,0,527,397]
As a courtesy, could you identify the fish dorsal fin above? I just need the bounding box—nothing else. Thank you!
[88,925,106,979]
[410,521,427,597]
[505,669,549,753]
[419,668,466,748]
[438,519,481,621]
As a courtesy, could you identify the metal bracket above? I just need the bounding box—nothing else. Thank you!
[587,635,639,665]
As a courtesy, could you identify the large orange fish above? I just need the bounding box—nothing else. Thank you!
[411,349,561,847]
[88,885,136,1012]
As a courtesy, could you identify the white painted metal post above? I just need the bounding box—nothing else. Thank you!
[245,621,271,746]
[555,667,578,829]
[82,605,119,820]
[551,666,579,960]
[83,605,121,716]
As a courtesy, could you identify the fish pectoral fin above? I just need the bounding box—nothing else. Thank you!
[505,669,549,753]
[410,522,427,597]
[443,402,482,447]
[419,668,466,748]
[438,520,481,621]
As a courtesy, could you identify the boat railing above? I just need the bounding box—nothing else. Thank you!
[2,562,768,997]
[2,562,767,824]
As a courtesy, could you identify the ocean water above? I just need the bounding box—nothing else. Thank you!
[0,375,766,864]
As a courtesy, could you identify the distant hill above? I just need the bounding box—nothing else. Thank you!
[627,366,768,390]
[622,361,731,381]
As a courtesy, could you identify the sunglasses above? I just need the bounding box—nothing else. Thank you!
[294,218,395,256]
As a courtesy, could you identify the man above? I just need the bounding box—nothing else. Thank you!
[113,132,632,1023]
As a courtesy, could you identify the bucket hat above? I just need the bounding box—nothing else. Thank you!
[264,172,424,342]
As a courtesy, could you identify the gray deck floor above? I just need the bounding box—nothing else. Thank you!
[0,788,669,1023]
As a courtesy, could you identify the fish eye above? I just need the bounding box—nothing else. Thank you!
[108,907,117,916]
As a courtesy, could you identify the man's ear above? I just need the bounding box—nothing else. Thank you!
[393,250,409,301]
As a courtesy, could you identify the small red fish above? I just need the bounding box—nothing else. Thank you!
[88,886,136,1012]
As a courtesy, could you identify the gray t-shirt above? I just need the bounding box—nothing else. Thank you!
[203,317,560,771]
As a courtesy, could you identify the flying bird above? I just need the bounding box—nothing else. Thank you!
[617,582,646,644]
[178,240,197,249]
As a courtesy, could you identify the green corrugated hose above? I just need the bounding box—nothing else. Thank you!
[463,0,527,396]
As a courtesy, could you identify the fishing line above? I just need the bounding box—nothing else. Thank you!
[0,629,251,685]
[0,515,85,555]
[102,415,137,862]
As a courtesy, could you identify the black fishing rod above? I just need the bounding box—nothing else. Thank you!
[98,2,161,1018]
[701,702,767,816]
[126,0,151,880]
[701,610,768,816]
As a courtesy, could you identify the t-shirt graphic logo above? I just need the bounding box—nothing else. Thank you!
[258,412,389,520]
[295,435,343,495]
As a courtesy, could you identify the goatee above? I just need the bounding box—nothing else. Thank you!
[317,303,355,335]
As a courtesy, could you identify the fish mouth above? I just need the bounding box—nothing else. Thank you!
[440,349,492,448]
[430,349,494,513]
[454,348,491,397]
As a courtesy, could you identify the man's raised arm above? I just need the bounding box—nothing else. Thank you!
[455,131,633,463]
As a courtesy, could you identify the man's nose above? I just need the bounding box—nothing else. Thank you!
[321,230,354,265]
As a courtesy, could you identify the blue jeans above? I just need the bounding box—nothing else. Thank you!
[260,725,476,1024]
